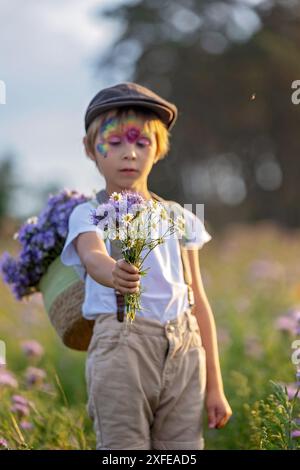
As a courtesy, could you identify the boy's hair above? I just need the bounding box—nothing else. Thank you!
[85,106,170,162]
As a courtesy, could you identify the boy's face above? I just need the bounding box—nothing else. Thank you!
[86,113,159,190]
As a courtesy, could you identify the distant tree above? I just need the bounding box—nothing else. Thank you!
[0,153,17,221]
[94,0,300,228]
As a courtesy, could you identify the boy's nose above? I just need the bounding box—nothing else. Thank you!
[122,142,137,159]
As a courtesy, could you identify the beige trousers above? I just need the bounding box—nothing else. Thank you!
[85,307,207,450]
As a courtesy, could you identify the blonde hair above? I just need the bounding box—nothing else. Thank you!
[85,107,170,161]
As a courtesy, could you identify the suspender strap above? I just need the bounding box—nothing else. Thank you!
[179,246,195,307]
[115,292,125,322]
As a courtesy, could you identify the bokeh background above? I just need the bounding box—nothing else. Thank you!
[1,0,300,450]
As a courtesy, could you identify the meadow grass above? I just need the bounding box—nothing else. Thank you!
[1,221,300,449]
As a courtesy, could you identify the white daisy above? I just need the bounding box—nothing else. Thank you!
[111,192,123,202]
[160,208,168,220]
[122,213,134,225]
[26,216,38,225]
[175,215,186,234]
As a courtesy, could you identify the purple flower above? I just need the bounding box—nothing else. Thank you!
[0,438,8,449]
[291,430,300,438]
[0,368,18,388]
[0,253,19,284]
[21,340,44,359]
[284,383,300,400]
[12,283,30,300]
[42,231,56,249]
[275,307,300,335]
[114,190,145,207]
[20,420,33,430]
[12,394,29,407]
[24,366,46,386]
[91,190,146,231]
[0,189,91,301]
[11,403,30,417]
[248,259,284,282]
[90,204,111,229]
[56,223,68,238]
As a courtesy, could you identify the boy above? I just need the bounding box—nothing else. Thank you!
[61,82,232,450]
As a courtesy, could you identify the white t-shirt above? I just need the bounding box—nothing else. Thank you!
[60,198,212,324]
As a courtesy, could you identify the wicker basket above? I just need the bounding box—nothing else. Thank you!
[39,257,94,351]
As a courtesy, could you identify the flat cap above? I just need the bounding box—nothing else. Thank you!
[84,82,178,132]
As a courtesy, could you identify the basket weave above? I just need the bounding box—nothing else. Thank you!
[39,257,94,351]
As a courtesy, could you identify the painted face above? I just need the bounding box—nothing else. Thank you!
[96,116,153,158]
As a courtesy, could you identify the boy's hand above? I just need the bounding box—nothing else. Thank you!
[112,259,140,295]
[205,389,232,429]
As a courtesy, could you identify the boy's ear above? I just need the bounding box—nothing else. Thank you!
[83,136,96,161]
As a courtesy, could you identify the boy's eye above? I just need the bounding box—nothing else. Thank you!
[106,135,152,147]
[137,138,151,147]
[108,137,121,145]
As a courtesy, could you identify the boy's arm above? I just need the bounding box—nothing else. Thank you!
[187,248,232,428]
[74,231,116,288]
[73,232,140,294]
[187,248,223,392]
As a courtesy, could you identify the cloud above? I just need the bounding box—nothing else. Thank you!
[0,0,123,216]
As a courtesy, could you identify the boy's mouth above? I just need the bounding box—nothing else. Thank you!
[119,168,138,173]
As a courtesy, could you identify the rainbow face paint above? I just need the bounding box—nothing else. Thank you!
[96,116,153,158]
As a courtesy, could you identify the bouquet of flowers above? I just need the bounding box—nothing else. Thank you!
[0,189,91,300]
[90,190,186,324]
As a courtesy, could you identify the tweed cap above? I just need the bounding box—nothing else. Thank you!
[84,82,178,132]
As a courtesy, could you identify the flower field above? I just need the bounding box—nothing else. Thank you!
[0,221,300,450]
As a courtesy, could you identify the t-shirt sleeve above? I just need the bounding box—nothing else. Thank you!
[60,202,104,280]
[180,206,212,250]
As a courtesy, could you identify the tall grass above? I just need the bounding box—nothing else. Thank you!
[1,221,300,449]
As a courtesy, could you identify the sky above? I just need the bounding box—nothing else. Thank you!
[0,0,126,218]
